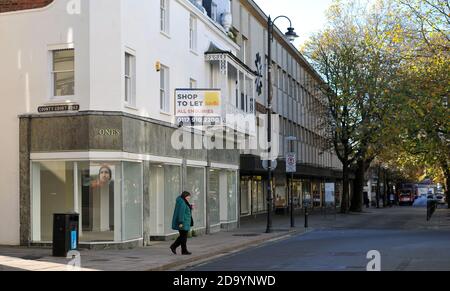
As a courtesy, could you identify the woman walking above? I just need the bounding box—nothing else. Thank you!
[170,191,194,255]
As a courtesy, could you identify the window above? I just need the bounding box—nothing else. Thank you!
[189,15,197,51]
[31,161,143,243]
[208,169,220,226]
[51,49,75,97]
[124,52,136,106]
[160,0,169,34]
[149,164,181,235]
[160,66,170,112]
[187,167,206,228]
[190,78,197,89]
[211,1,218,22]
[242,37,248,65]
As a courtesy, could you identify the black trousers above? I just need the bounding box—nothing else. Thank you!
[172,230,189,253]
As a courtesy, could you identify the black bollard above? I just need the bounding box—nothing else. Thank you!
[304,206,309,228]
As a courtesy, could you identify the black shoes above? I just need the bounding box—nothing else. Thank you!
[171,245,192,255]
[170,245,177,255]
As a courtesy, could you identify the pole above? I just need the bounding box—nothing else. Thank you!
[291,172,294,227]
[304,205,309,228]
[266,16,273,234]
[290,140,295,228]
[376,165,381,208]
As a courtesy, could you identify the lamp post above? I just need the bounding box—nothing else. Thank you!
[266,16,299,234]
[286,136,297,228]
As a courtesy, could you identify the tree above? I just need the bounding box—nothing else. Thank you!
[389,0,450,207]
[303,0,405,212]
[394,39,450,206]
[399,0,450,51]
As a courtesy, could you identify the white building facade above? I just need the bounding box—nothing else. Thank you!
[231,0,344,216]
[0,0,254,247]
[0,0,343,247]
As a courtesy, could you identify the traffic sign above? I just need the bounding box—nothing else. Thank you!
[286,152,296,173]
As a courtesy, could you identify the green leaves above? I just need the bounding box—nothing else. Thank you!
[303,0,449,186]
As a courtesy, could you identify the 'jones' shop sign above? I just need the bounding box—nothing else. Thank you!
[38,104,80,113]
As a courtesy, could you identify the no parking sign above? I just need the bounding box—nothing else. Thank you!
[286,153,296,173]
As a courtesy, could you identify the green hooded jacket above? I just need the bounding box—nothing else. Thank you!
[171,196,193,232]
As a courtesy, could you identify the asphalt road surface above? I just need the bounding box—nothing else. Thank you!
[188,206,450,271]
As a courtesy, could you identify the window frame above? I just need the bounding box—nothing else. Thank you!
[190,78,197,89]
[124,51,136,108]
[50,48,75,100]
[211,1,218,22]
[160,65,170,113]
[189,14,198,52]
[160,0,170,35]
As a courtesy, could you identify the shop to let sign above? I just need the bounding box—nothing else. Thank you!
[175,89,222,125]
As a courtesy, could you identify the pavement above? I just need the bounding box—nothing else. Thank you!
[0,213,306,271]
[0,205,448,271]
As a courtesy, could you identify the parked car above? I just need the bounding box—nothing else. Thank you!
[399,191,415,206]
[435,194,446,204]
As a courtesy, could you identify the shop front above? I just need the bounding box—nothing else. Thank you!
[208,167,239,232]
[20,112,240,247]
[31,160,143,245]
[240,155,344,218]
[240,176,268,216]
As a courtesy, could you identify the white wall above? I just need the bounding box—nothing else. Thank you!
[0,0,90,245]
[0,0,240,245]
[88,0,122,112]
[119,0,238,124]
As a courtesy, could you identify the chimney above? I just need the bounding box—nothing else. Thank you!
[0,0,54,13]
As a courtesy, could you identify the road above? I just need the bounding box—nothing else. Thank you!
[188,206,450,271]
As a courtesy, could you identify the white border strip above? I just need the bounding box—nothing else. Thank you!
[210,162,239,170]
[30,152,183,165]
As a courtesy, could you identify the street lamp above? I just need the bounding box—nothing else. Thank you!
[266,15,299,234]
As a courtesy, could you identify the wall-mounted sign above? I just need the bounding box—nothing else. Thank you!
[286,153,297,173]
[38,104,80,113]
[175,89,222,125]
[325,183,336,204]
[96,129,121,136]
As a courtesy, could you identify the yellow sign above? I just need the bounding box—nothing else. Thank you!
[204,91,220,106]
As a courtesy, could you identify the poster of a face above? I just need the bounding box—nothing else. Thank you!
[99,165,112,184]
[90,163,116,189]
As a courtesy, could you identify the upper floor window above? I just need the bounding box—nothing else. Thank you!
[160,65,170,113]
[242,37,249,65]
[211,1,218,22]
[124,52,136,106]
[190,78,197,89]
[160,0,169,34]
[52,49,75,97]
[189,15,197,52]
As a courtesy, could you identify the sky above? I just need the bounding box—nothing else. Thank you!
[253,0,335,47]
